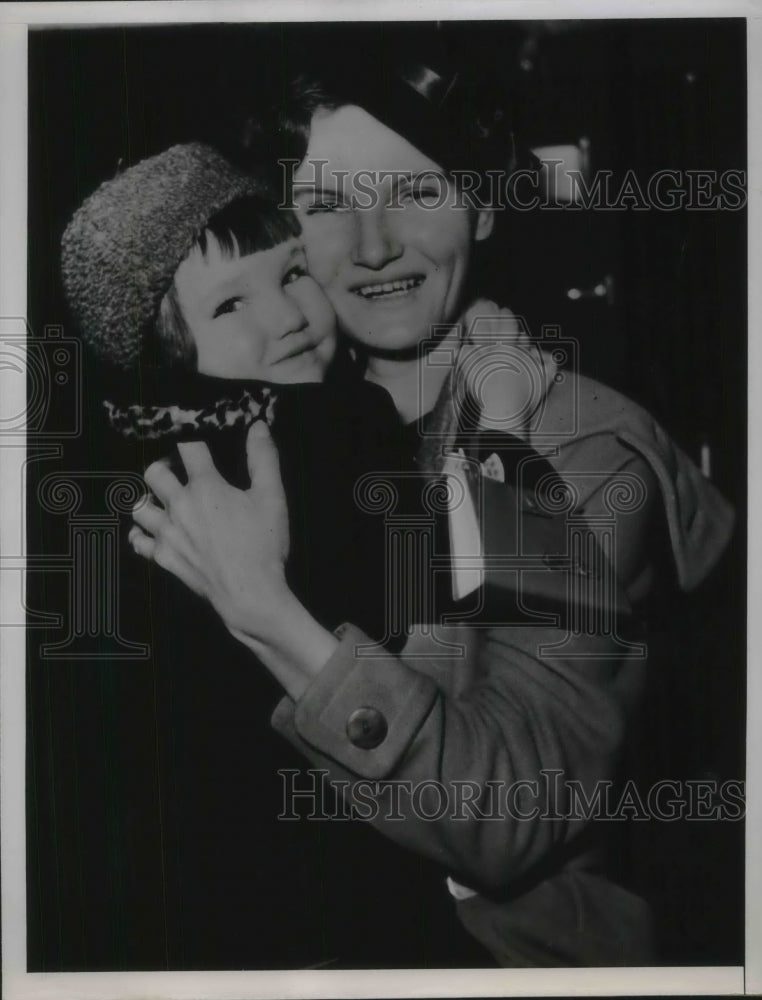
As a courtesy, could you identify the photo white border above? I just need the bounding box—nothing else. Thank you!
[1,2,758,997]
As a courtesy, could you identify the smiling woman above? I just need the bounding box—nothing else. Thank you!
[27,21,744,975]
[291,105,493,360]
[135,43,731,967]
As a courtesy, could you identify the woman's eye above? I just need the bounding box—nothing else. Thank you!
[403,186,441,205]
[304,199,349,215]
[283,265,307,285]
[213,297,244,318]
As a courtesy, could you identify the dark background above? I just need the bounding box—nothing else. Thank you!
[26,19,746,969]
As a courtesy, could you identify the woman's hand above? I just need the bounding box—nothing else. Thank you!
[130,421,291,637]
[456,299,557,434]
[130,420,339,700]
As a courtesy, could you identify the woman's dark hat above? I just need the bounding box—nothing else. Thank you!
[301,39,526,176]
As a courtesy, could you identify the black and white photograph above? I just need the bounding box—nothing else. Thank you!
[0,3,758,997]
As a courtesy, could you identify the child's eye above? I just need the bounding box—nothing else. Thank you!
[283,265,308,285]
[213,297,244,318]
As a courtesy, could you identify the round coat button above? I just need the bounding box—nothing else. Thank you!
[346,707,388,749]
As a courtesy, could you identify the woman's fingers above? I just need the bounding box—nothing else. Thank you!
[129,523,156,560]
[245,423,289,562]
[246,421,286,505]
[462,299,525,344]
[131,425,291,632]
[144,457,183,506]
[132,495,166,534]
[132,496,203,569]
[456,341,546,433]
[129,524,209,600]
[176,440,216,480]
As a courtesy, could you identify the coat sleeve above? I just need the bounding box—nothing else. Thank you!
[270,452,661,895]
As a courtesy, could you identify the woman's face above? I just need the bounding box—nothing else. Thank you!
[292,105,494,354]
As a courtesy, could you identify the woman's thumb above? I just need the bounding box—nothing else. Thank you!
[245,420,282,496]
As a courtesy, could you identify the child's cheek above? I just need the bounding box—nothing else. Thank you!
[302,279,338,338]
[300,216,353,286]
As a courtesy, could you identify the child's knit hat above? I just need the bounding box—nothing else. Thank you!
[61,143,268,370]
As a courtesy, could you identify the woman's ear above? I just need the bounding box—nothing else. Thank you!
[474,209,495,242]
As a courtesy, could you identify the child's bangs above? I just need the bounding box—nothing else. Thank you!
[196,195,301,258]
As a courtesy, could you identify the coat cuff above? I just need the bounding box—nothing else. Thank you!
[271,623,438,779]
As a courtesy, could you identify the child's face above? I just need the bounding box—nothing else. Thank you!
[173,234,337,383]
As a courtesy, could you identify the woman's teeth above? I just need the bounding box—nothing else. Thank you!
[355,276,424,300]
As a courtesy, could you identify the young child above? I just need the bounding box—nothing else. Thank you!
[57,142,504,970]
[61,142,411,643]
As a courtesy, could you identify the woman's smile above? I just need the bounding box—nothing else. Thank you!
[352,273,427,303]
[292,105,494,355]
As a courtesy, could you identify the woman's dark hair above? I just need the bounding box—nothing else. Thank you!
[238,44,532,198]
[154,194,301,369]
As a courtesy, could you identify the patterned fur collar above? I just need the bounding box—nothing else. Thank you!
[104,386,277,440]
